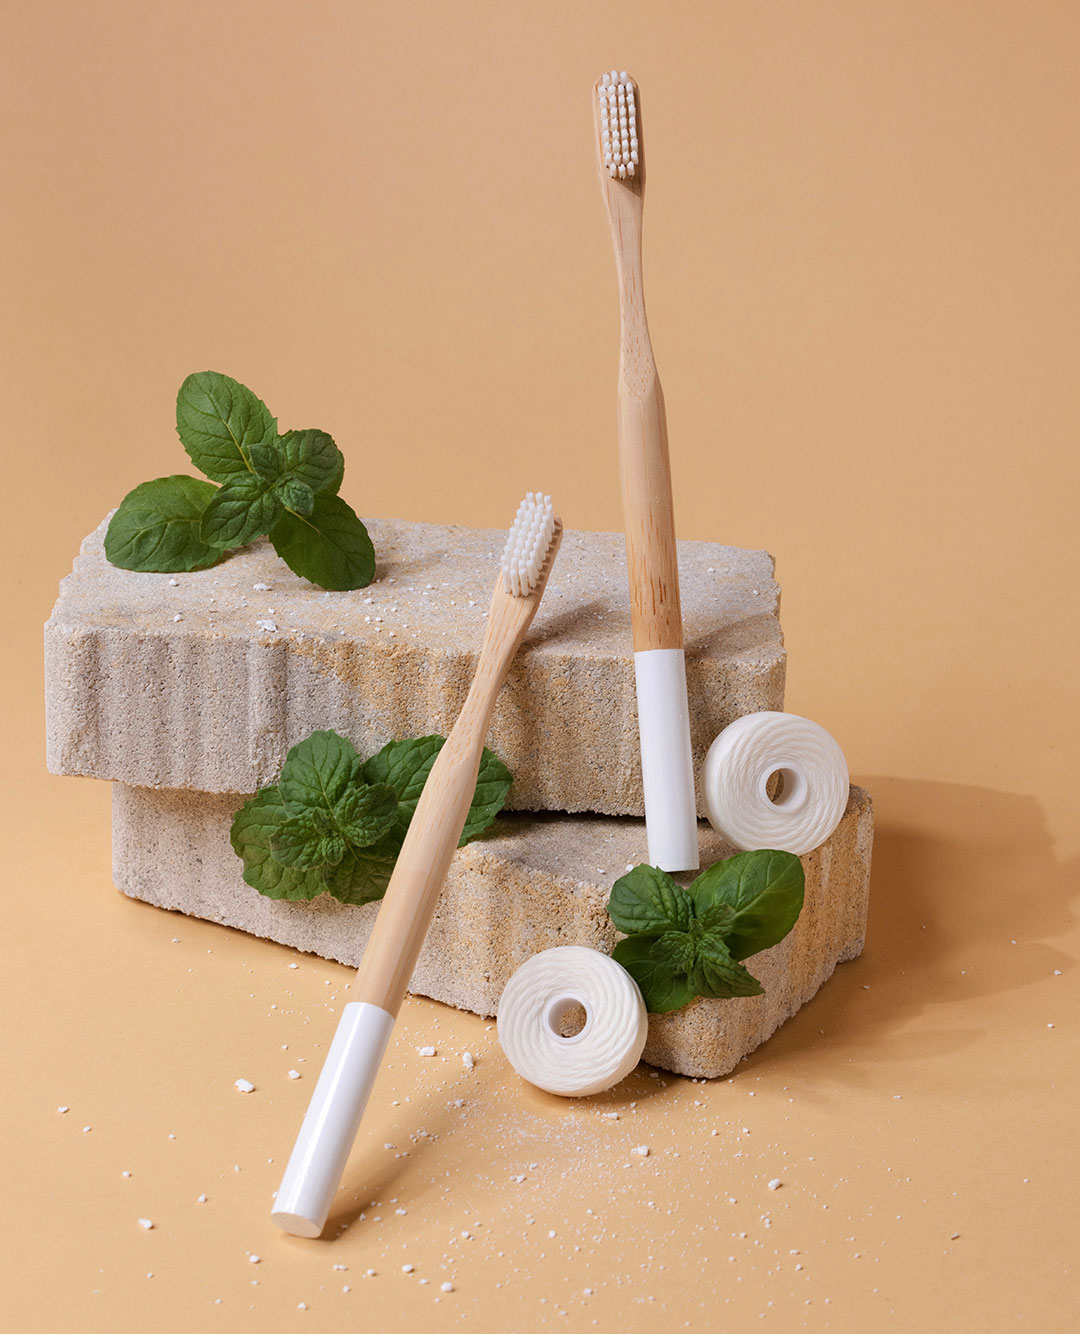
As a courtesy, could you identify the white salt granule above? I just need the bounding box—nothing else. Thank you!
[248,1255,260,1264]
[82,1126,91,1133]
[418,1046,436,1057]
[402,1263,414,1274]
[255,620,277,632]
[57,1106,68,1114]
[441,1281,454,1292]
[172,614,182,622]
[253,583,271,591]
[197,1194,207,1203]
[633,1145,649,1156]
[768,1179,782,1190]
[462,1051,475,1069]
[288,1070,301,1080]
[138,1218,153,1230]
[168,578,179,586]
[235,1079,255,1093]
[396,1208,407,1216]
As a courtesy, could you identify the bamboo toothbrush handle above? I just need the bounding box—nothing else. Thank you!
[617,372,684,653]
[351,718,487,1014]
[352,572,543,1015]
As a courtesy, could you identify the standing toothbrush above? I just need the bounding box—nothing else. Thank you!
[594,69,699,873]
[271,494,563,1238]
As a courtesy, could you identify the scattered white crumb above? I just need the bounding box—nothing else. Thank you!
[255,619,277,632]
[332,1264,347,1271]
[633,1145,649,1156]
[235,1079,255,1093]
[603,1112,619,1120]
[288,1070,300,1079]
[1047,1023,1055,1028]
[768,1178,782,1190]
[253,583,271,591]
[417,1046,436,1057]
[57,1106,69,1114]
[297,1302,307,1310]
[168,578,179,586]
[395,1208,407,1216]
[138,1218,154,1230]
[402,1263,414,1274]
[288,962,298,969]
[441,1281,454,1293]
[462,1051,475,1069]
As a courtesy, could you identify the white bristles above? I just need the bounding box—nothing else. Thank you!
[597,70,638,179]
[501,493,556,596]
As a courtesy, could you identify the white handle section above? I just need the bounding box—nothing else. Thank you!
[633,648,700,872]
[270,1001,394,1238]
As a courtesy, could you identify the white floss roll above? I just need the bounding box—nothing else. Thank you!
[702,711,849,856]
[497,946,648,1097]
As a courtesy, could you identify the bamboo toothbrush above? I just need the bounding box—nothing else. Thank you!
[594,69,699,873]
[271,493,563,1238]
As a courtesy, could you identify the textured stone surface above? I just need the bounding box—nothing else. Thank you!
[113,783,872,1079]
[46,514,785,816]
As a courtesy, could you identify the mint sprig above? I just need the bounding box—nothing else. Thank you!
[230,730,512,906]
[608,850,805,1013]
[105,371,374,589]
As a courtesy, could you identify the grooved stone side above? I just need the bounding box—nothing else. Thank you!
[112,784,872,1079]
[46,515,785,816]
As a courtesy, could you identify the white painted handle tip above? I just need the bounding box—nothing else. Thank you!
[271,1001,394,1238]
[634,649,700,872]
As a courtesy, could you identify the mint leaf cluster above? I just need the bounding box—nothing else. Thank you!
[608,850,805,1013]
[230,730,512,906]
[104,372,374,590]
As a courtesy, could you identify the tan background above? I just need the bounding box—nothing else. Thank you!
[4,0,1078,1329]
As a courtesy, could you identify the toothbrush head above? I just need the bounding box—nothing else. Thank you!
[595,70,640,184]
[501,493,561,597]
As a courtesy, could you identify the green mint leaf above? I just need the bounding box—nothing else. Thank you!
[649,930,697,974]
[334,783,400,849]
[607,864,694,936]
[198,471,283,548]
[322,829,403,906]
[459,748,513,844]
[698,901,736,936]
[277,477,315,516]
[271,814,348,869]
[363,735,443,822]
[230,787,332,901]
[176,371,277,482]
[250,437,285,481]
[104,475,223,573]
[279,428,345,496]
[268,493,375,591]
[687,935,765,999]
[613,935,696,1014]
[277,730,366,813]
[362,736,511,846]
[691,849,805,961]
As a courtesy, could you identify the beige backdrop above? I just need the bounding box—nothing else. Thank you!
[4,1,1078,1330]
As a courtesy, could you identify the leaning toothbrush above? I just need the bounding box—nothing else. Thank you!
[594,69,699,873]
[271,494,563,1238]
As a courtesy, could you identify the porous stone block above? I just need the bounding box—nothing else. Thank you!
[46,514,785,816]
[112,784,872,1079]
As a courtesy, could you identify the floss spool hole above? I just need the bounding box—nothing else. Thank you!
[702,711,849,856]
[497,946,648,1097]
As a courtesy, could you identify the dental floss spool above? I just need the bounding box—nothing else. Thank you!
[702,711,849,855]
[497,946,648,1097]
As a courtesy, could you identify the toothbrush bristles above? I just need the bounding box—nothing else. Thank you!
[501,493,557,596]
[597,70,638,179]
